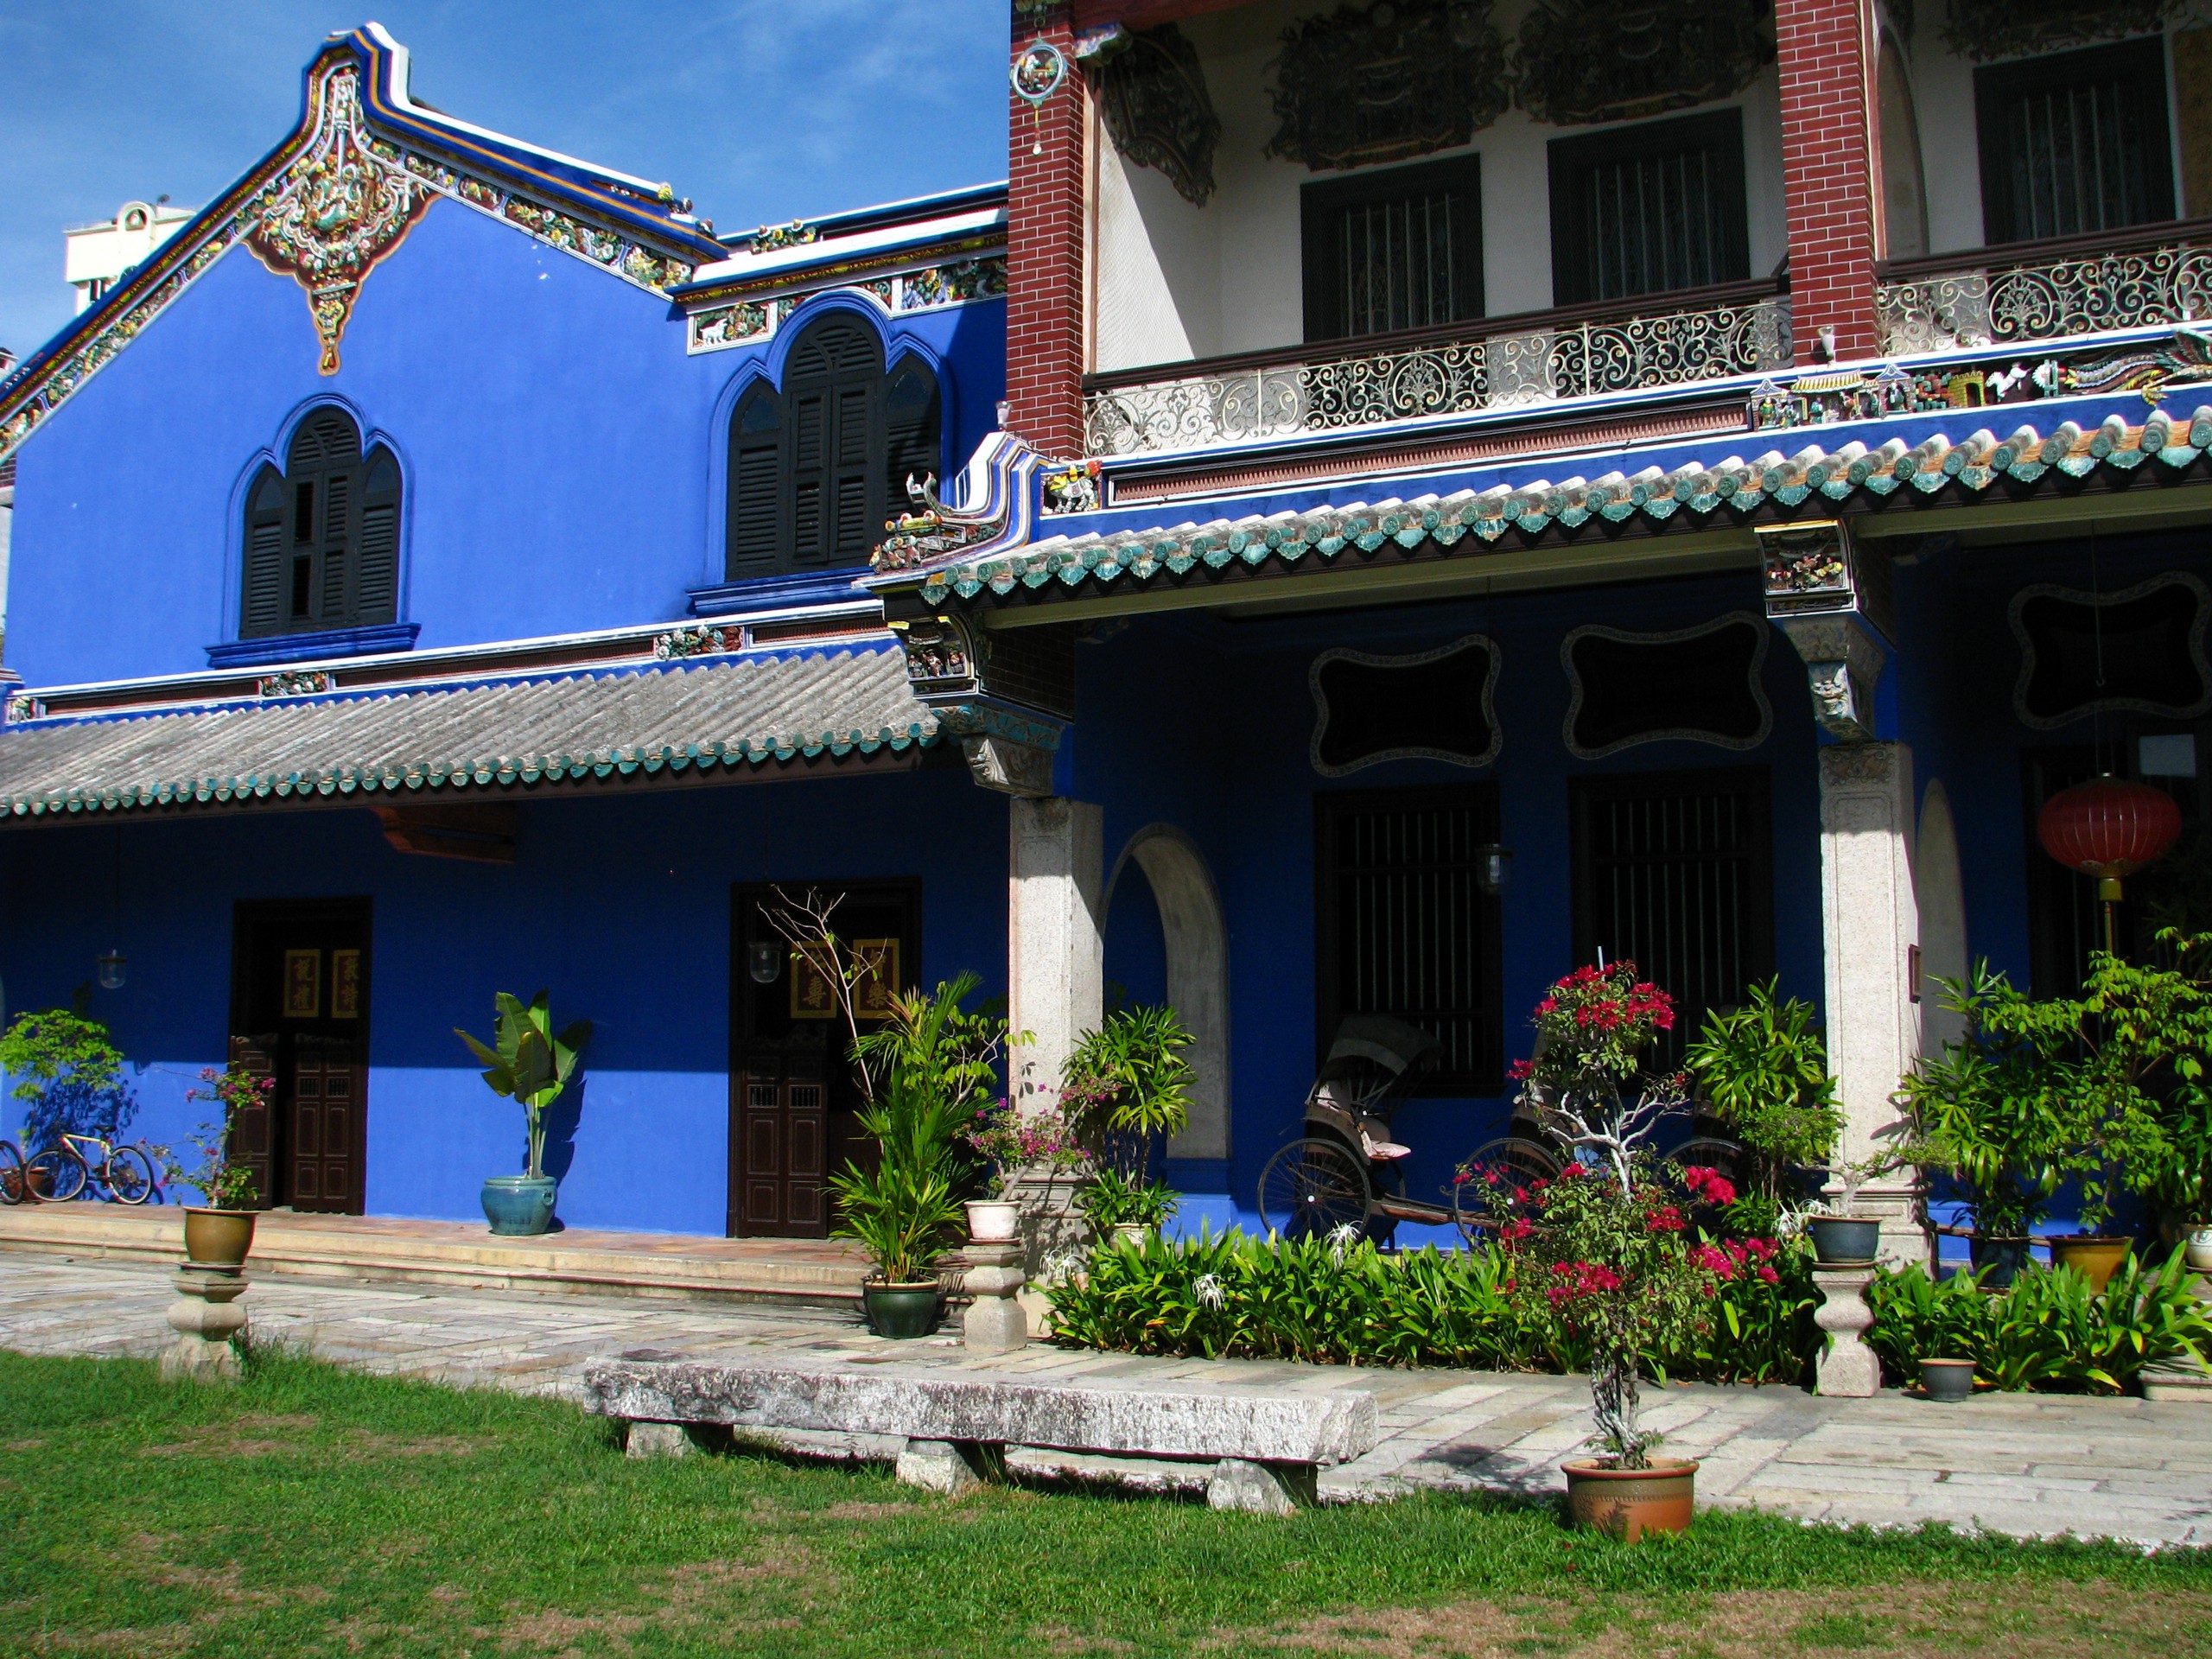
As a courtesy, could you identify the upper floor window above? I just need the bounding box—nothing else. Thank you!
[1548,108,1749,307]
[241,410,400,639]
[1302,154,1484,342]
[1975,38,2173,246]
[725,315,941,580]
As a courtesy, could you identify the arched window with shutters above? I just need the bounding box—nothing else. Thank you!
[241,409,402,639]
[724,314,941,581]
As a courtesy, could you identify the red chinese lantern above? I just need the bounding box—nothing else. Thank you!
[2037,776,2183,953]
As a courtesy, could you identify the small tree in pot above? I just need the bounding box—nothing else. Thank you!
[455,991,590,1237]
[171,1061,271,1268]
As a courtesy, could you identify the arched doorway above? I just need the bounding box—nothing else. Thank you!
[1103,825,1230,1162]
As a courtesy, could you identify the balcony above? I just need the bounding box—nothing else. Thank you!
[1876,220,2212,357]
[1083,280,1791,461]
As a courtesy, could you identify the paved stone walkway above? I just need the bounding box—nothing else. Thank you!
[6,1255,2210,1547]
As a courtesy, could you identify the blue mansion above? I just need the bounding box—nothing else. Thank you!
[4,5,2212,1262]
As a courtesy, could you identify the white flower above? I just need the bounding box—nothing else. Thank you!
[1326,1220,1361,1264]
[1193,1272,1225,1310]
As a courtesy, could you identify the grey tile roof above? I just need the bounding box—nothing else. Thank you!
[909,404,2212,606]
[0,644,937,821]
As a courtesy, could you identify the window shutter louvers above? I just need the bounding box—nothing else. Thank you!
[357,449,400,625]
[243,470,288,637]
[242,410,400,639]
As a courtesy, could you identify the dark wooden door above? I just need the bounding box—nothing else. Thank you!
[728,881,919,1238]
[230,900,372,1213]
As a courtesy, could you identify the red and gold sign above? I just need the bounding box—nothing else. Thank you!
[789,939,900,1022]
[283,949,321,1018]
[331,949,361,1020]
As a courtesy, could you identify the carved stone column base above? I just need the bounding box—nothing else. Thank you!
[1812,1266,1880,1397]
[160,1268,248,1382]
[962,1240,1028,1352]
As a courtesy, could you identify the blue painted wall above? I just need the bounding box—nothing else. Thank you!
[0,762,1007,1235]
[6,199,1005,687]
[1071,568,1826,1238]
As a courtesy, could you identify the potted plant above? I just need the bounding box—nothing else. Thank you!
[1074,1166,1179,1247]
[1477,963,1719,1539]
[171,1062,271,1267]
[1061,1005,1193,1244]
[962,1099,1079,1241]
[1685,980,1846,1216]
[455,990,590,1237]
[1919,1357,1976,1402]
[834,974,1009,1337]
[1895,967,2072,1289]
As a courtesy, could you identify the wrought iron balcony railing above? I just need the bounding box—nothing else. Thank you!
[1877,220,2212,356]
[1083,282,1792,459]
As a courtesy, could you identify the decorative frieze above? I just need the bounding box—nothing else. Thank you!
[1513,0,1774,127]
[7,696,47,724]
[1878,238,2212,356]
[653,625,738,660]
[1040,459,1101,515]
[1084,293,1788,458]
[257,670,333,697]
[1090,23,1220,207]
[685,256,1008,355]
[1751,334,2212,431]
[1,56,698,463]
[1937,0,2189,62]
[1263,0,1510,171]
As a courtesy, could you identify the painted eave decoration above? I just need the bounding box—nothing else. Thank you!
[0,22,724,466]
[893,402,2212,609]
[0,645,939,823]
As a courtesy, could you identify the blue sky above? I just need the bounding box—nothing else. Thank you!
[0,1,1010,362]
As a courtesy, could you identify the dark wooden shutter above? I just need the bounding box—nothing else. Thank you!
[356,448,400,624]
[320,468,351,622]
[883,359,940,513]
[830,383,874,563]
[791,391,826,565]
[725,390,783,575]
[242,469,288,637]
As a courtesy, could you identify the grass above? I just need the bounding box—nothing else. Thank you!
[1,1348,2209,1657]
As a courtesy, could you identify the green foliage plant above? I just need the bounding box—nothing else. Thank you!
[175,1063,271,1209]
[1073,1165,1179,1230]
[1684,980,1845,1200]
[0,1009,136,1151]
[454,990,591,1181]
[831,974,1011,1284]
[1060,1005,1193,1184]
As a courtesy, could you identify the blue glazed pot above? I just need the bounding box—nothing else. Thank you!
[1807,1216,1881,1266]
[481,1174,557,1236]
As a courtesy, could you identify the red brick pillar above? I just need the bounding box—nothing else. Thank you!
[1005,5,1087,457]
[1775,0,1881,364]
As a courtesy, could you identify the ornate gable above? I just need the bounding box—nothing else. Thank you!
[0,27,722,466]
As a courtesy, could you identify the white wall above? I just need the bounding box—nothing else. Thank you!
[1092,0,1790,372]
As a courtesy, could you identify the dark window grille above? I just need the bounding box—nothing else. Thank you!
[725,315,941,580]
[1548,108,1748,307]
[240,409,400,639]
[1302,153,1484,342]
[1569,767,1774,1070]
[1976,39,2174,245]
[1314,783,1503,1095]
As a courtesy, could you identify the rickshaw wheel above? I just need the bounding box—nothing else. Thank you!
[1256,1137,1370,1240]
[1452,1136,1563,1246]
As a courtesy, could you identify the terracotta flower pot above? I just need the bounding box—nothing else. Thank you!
[2050,1235,2131,1294]
[965,1199,1020,1243]
[1562,1458,1699,1541]
[182,1207,257,1268]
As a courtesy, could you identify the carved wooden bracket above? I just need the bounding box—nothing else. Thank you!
[372,802,518,862]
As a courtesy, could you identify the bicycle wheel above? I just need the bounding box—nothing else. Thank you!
[1453,1136,1563,1245]
[104,1144,156,1205]
[1255,1137,1370,1240]
[28,1146,88,1203]
[0,1141,23,1205]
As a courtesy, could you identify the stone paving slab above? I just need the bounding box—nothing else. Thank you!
[4,1256,2209,1545]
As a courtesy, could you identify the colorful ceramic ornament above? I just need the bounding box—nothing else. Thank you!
[1012,40,1068,154]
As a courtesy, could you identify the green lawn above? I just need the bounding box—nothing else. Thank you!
[2,1348,2208,1658]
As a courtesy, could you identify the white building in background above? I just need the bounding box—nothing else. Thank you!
[64,200,193,313]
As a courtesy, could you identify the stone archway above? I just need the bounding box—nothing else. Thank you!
[1104,824,1230,1161]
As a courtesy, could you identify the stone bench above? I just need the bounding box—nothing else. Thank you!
[582,1351,1377,1514]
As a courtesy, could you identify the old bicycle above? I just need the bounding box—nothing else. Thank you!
[25,1131,162,1205]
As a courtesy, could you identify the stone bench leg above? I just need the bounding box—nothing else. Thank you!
[895,1439,1004,1494]
[1206,1459,1317,1516]
[622,1421,733,1459]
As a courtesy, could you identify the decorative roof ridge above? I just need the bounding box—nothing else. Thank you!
[0,27,719,465]
[906,404,2212,607]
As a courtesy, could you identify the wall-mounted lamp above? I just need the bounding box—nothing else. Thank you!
[1476,844,1514,898]
[95,949,128,990]
[747,939,784,986]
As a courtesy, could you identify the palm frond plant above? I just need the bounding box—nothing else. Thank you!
[1684,980,1844,1206]
[454,990,591,1181]
[1060,1005,1193,1218]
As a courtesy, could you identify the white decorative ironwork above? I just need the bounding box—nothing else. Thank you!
[1878,240,2212,355]
[1084,294,1790,458]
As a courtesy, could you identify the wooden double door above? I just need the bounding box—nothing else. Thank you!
[229,899,372,1213]
[728,881,918,1238]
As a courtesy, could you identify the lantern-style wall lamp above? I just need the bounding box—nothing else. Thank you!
[746,938,783,986]
[95,949,127,991]
[2037,775,2182,956]
[1477,844,1514,898]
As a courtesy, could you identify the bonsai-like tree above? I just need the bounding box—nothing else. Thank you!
[0,1009,136,1152]
[454,991,590,1181]
[176,1061,272,1209]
